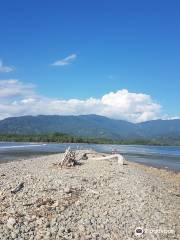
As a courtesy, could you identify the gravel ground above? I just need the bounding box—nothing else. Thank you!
[0,152,179,240]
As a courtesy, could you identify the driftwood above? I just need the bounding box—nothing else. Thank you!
[59,147,78,168]
[92,154,125,165]
[36,198,54,208]
[59,148,90,168]
[11,182,24,194]
[59,147,125,168]
[81,153,88,160]
[75,151,88,161]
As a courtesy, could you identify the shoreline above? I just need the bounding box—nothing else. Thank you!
[0,152,179,239]
[1,140,180,147]
[1,151,179,177]
[1,142,180,173]
[0,150,180,174]
[126,158,180,174]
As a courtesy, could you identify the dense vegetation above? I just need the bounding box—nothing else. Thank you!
[0,133,180,146]
[0,133,113,144]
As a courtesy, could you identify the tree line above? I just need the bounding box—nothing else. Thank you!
[0,132,179,146]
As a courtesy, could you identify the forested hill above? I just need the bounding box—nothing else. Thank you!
[0,115,180,143]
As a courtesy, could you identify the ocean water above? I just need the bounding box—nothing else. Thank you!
[0,142,180,172]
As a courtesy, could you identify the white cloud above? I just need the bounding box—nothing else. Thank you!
[51,54,77,66]
[0,79,36,100]
[0,79,162,122]
[161,116,180,120]
[0,60,14,73]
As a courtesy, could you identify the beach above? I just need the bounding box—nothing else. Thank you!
[0,152,179,240]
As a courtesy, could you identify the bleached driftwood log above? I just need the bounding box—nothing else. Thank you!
[117,154,124,165]
[92,154,125,165]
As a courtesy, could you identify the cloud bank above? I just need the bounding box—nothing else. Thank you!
[0,60,14,73]
[51,54,77,66]
[0,79,162,122]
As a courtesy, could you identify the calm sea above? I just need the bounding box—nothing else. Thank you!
[0,142,180,172]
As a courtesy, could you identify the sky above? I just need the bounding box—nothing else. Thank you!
[0,0,180,122]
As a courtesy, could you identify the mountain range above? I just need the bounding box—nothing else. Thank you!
[0,114,180,141]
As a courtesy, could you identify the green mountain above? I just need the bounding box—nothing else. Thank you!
[0,115,180,141]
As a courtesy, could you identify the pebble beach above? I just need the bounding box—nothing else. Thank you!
[0,151,179,240]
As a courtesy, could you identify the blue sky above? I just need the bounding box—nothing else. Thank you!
[0,0,180,122]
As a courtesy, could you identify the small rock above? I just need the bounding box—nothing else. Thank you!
[103,211,108,216]
[7,217,16,229]
[51,200,59,208]
[11,231,17,239]
[78,224,86,233]
[36,218,43,225]
[51,227,58,234]
[64,187,71,194]
[51,217,57,226]
[115,190,120,195]
[75,200,81,206]
[45,231,52,239]
[45,222,50,228]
